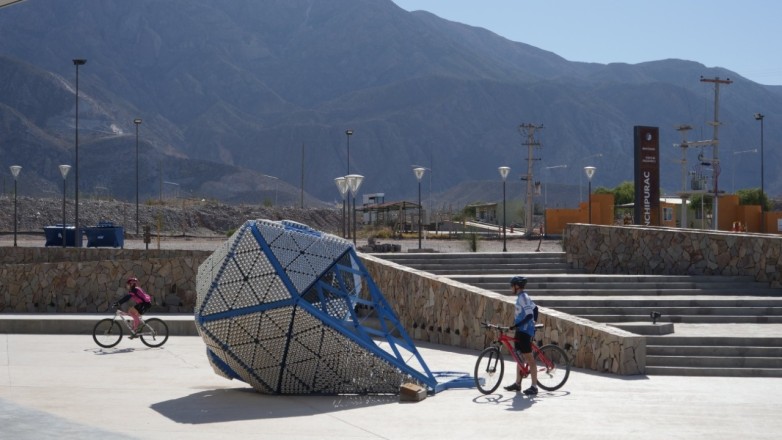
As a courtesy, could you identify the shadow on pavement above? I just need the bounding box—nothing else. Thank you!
[151,388,398,424]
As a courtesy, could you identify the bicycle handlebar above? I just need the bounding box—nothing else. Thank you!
[480,322,512,332]
[481,322,544,332]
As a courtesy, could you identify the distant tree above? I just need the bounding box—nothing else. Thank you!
[461,205,477,219]
[613,181,635,206]
[690,193,713,210]
[594,181,634,205]
[737,188,770,211]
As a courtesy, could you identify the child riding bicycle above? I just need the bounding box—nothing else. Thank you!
[504,276,539,395]
[112,277,152,337]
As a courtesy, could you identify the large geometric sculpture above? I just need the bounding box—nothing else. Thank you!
[195,219,438,394]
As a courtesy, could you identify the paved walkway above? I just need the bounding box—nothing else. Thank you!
[3,236,782,438]
[2,334,782,439]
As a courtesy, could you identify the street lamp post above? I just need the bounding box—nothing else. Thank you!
[411,164,432,244]
[10,165,21,247]
[59,165,71,248]
[498,166,510,252]
[73,58,86,248]
[346,174,364,245]
[754,113,765,232]
[345,129,353,175]
[334,177,348,238]
[413,167,426,249]
[134,118,142,235]
[584,166,596,224]
[579,153,603,202]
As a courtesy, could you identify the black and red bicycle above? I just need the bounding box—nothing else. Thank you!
[474,322,570,394]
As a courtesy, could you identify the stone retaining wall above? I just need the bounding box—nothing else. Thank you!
[0,247,211,313]
[1,245,647,375]
[361,254,645,375]
[563,224,782,287]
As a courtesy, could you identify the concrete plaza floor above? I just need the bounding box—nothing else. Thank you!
[2,333,782,440]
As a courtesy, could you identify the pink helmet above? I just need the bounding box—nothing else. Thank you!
[127,277,138,285]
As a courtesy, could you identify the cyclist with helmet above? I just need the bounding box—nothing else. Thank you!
[112,277,152,336]
[505,276,539,395]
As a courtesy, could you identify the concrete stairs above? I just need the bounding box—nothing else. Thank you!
[372,251,782,377]
[645,334,782,377]
[375,252,570,276]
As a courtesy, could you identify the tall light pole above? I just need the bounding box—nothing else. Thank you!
[345,129,353,175]
[133,118,142,235]
[414,167,426,249]
[584,166,596,224]
[335,177,348,238]
[346,174,364,245]
[10,165,21,247]
[498,166,510,252]
[59,165,71,248]
[73,59,86,247]
[754,113,765,232]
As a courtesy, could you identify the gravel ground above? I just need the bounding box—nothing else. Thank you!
[0,233,563,253]
[0,196,564,253]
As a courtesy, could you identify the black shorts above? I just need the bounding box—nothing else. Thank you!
[133,302,151,315]
[514,330,532,354]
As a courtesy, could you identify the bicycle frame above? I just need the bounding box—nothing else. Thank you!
[93,307,169,349]
[474,322,570,394]
[112,309,144,333]
[488,324,554,375]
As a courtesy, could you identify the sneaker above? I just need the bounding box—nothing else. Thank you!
[128,333,138,339]
[523,385,538,395]
[504,383,521,392]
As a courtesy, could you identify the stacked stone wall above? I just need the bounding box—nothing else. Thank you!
[563,224,782,287]
[1,245,648,375]
[0,247,210,313]
[361,254,645,375]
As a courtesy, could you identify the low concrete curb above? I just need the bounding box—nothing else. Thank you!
[0,313,198,336]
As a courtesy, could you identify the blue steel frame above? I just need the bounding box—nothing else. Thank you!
[196,220,472,394]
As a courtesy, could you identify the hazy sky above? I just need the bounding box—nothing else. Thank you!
[392,0,781,86]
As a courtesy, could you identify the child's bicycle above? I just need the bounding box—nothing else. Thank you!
[474,322,570,394]
[92,307,169,348]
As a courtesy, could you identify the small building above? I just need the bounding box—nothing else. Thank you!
[466,202,498,224]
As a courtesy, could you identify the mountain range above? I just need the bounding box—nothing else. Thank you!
[0,0,780,213]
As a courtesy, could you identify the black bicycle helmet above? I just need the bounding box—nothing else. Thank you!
[510,276,527,287]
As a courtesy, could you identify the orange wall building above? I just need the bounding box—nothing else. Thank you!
[545,193,614,235]
[545,193,782,235]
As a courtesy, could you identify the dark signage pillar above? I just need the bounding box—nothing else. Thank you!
[633,126,660,226]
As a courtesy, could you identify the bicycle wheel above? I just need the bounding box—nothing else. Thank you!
[534,344,570,391]
[474,346,504,394]
[139,318,169,348]
[93,319,123,348]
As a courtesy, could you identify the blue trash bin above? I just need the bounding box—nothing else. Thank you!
[85,222,124,248]
[44,225,83,247]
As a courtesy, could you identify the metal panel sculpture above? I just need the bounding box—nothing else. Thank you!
[195,219,437,394]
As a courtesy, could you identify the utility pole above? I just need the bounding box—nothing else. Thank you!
[519,123,543,237]
[699,76,732,230]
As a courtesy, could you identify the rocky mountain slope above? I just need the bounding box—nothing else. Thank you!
[0,196,342,238]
